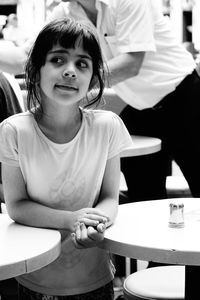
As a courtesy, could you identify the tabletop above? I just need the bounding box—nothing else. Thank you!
[0,214,61,280]
[121,135,162,157]
[101,198,200,265]
[100,198,200,299]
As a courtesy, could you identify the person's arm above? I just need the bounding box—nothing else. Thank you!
[0,42,28,75]
[103,0,155,87]
[105,51,145,87]
[71,154,121,248]
[2,163,109,232]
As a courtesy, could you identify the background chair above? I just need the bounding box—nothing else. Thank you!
[123,266,185,300]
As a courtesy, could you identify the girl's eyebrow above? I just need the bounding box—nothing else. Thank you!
[48,49,92,60]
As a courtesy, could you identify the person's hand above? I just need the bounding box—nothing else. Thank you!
[69,208,109,232]
[71,222,106,249]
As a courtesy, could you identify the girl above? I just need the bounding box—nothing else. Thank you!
[0,18,133,299]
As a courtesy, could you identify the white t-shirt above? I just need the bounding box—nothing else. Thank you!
[0,109,133,296]
[51,0,196,110]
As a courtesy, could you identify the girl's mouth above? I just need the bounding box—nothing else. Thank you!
[55,84,78,91]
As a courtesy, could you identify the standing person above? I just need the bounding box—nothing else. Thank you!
[49,0,200,202]
[0,18,133,300]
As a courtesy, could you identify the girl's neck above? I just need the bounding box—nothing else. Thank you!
[36,107,83,144]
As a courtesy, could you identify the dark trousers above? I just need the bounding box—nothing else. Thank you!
[120,69,200,201]
[0,278,18,300]
[18,282,114,300]
[115,70,200,277]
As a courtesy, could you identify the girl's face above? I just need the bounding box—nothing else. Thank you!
[39,44,93,107]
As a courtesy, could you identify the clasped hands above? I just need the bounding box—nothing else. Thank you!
[70,208,109,249]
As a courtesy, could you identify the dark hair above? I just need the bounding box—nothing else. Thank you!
[25,18,106,112]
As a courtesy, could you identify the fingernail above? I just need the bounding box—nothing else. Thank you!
[98,223,105,232]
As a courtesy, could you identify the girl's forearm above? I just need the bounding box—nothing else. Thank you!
[6,199,74,231]
[6,198,110,232]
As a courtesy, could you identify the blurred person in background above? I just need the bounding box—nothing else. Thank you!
[2,13,29,46]
[0,0,200,202]
[0,71,23,299]
[49,0,200,202]
[49,0,200,283]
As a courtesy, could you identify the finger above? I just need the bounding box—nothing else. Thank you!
[79,223,88,241]
[83,209,109,222]
[80,224,99,247]
[86,214,108,223]
[75,222,81,240]
[79,215,108,227]
[71,233,78,247]
[71,233,85,249]
[97,223,106,233]
[79,218,99,227]
[87,226,104,242]
[87,226,97,237]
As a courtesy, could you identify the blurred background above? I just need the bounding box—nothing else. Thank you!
[0,0,200,59]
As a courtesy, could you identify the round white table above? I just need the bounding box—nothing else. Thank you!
[100,198,200,299]
[120,135,162,157]
[0,214,61,280]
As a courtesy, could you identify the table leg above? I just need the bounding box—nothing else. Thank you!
[125,257,131,277]
[185,266,200,299]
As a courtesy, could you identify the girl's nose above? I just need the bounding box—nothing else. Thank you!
[62,69,77,79]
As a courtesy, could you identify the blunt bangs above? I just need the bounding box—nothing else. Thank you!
[31,18,102,69]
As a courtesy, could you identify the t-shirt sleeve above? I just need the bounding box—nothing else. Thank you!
[107,113,133,159]
[0,120,19,166]
[115,0,156,53]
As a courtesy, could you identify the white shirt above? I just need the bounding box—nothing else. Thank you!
[0,109,133,295]
[51,0,196,110]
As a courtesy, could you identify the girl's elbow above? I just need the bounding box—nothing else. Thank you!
[5,201,24,224]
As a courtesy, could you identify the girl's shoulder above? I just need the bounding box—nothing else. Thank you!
[0,112,34,152]
[83,109,121,125]
[0,111,33,131]
[82,109,129,137]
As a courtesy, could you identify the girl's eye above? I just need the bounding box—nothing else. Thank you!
[50,57,64,64]
[77,60,88,69]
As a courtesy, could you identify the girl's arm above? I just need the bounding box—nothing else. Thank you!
[2,163,108,232]
[71,154,120,248]
[95,153,120,226]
